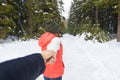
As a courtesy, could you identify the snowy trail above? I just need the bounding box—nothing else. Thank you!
[61,34,120,80]
[84,52,118,80]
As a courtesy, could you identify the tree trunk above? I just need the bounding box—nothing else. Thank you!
[117,13,120,42]
[95,6,98,24]
[28,9,33,35]
[26,1,33,37]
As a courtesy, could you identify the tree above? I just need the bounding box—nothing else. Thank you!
[95,0,120,41]
[68,0,112,42]
[23,0,63,39]
[117,0,120,41]
[0,0,64,40]
[0,0,16,39]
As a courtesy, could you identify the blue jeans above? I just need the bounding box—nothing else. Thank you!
[44,76,62,80]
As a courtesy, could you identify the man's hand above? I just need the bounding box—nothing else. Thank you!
[41,50,56,64]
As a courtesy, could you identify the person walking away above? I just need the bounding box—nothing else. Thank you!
[38,21,64,80]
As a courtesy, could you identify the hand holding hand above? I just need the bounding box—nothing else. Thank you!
[41,50,56,64]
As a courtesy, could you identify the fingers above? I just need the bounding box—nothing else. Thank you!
[41,50,55,59]
[41,50,56,64]
[46,57,56,64]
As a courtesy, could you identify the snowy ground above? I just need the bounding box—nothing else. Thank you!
[0,34,120,80]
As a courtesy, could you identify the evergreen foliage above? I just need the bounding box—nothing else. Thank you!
[77,21,110,43]
[68,0,118,42]
[0,0,64,40]
[0,1,16,39]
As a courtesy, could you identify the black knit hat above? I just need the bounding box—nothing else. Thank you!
[45,21,60,34]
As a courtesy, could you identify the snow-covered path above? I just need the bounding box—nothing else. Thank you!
[62,34,120,80]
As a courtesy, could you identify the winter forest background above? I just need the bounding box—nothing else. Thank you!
[0,0,120,80]
[0,0,120,42]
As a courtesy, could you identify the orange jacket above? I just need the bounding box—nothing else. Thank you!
[38,32,64,78]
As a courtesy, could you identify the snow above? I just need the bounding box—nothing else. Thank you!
[0,34,120,80]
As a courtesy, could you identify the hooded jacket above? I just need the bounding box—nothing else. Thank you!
[38,32,64,78]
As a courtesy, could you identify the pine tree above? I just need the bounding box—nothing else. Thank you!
[0,0,16,39]
[117,0,120,41]
[68,0,112,42]
[0,0,64,40]
[23,0,63,39]
[95,0,120,41]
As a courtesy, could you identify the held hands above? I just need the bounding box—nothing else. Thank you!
[41,50,56,64]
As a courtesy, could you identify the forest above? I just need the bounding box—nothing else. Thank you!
[0,0,120,42]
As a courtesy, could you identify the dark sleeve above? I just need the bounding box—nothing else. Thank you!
[0,53,46,80]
